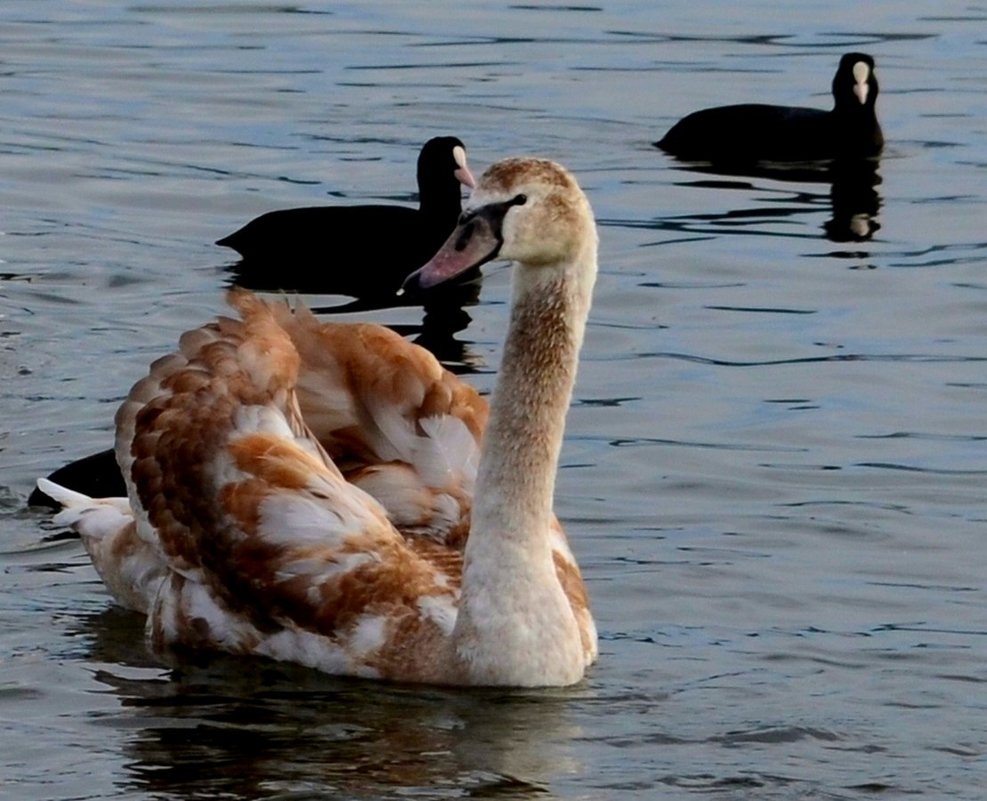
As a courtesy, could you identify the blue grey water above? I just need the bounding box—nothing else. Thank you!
[1,1,985,799]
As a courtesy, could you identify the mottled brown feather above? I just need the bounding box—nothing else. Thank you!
[100,284,592,682]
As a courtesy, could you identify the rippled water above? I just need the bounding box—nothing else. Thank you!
[2,2,986,799]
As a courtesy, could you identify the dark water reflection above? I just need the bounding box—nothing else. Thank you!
[657,157,882,244]
[825,159,881,241]
[84,610,580,800]
[231,261,484,369]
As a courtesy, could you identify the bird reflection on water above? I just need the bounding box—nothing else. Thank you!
[660,156,882,244]
[228,254,484,371]
[79,607,583,800]
[824,158,882,243]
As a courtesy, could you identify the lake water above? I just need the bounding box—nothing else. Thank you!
[1,2,985,799]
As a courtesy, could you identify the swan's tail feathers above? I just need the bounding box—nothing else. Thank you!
[37,476,93,509]
[37,478,161,614]
[37,477,131,535]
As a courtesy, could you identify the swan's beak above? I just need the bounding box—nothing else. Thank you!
[402,208,502,292]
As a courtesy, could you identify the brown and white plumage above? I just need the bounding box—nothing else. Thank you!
[40,157,599,687]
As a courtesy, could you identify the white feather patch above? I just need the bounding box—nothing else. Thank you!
[231,404,294,439]
[414,415,480,488]
[417,594,458,635]
[255,628,381,679]
[365,395,420,463]
[38,478,134,541]
[257,492,361,549]
[348,614,388,655]
[153,574,249,650]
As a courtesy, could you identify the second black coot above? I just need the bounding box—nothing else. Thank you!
[655,53,884,163]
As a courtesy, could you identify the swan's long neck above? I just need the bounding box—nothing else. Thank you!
[454,235,596,686]
[475,264,591,542]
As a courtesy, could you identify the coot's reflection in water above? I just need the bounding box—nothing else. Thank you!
[82,610,581,800]
[228,251,484,370]
[661,157,882,243]
[824,158,882,242]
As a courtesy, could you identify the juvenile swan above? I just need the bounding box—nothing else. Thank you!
[40,157,599,687]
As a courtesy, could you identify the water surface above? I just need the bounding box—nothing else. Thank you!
[1,2,986,799]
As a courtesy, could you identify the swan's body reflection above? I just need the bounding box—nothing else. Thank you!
[83,608,584,799]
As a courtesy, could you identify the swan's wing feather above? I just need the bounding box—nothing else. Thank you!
[549,517,598,665]
[274,303,487,541]
[37,478,164,613]
[113,292,460,673]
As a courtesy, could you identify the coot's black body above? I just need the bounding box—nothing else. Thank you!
[29,448,123,509]
[656,53,883,164]
[217,136,475,296]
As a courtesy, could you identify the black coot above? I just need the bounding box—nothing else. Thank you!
[217,136,476,295]
[656,53,883,163]
[29,449,122,509]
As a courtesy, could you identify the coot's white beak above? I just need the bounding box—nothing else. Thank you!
[852,61,870,105]
[453,145,476,188]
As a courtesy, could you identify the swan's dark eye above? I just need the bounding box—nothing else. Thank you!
[512,193,528,206]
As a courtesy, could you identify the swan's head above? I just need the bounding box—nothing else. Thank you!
[404,157,595,291]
